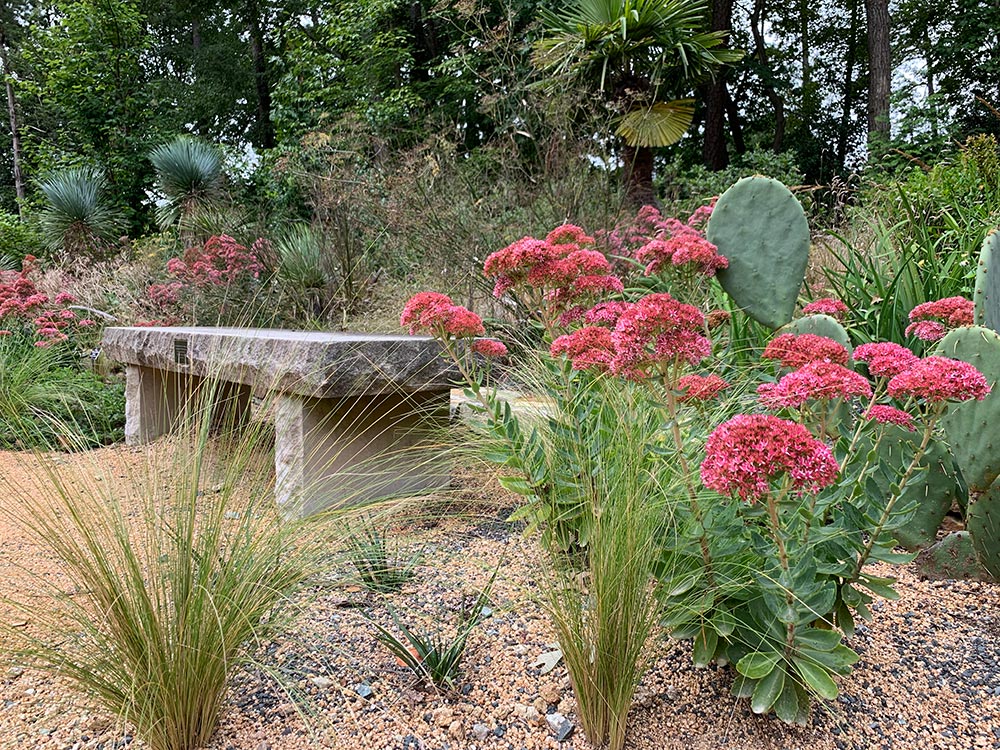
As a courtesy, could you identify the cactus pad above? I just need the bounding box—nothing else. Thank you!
[915,532,992,581]
[973,229,1000,333]
[708,177,811,329]
[937,325,1000,491]
[967,476,1000,578]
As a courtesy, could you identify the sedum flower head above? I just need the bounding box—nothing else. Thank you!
[762,333,850,369]
[700,414,840,501]
[757,361,872,409]
[887,356,990,403]
[802,298,848,320]
[853,342,919,378]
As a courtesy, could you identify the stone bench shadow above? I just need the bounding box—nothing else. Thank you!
[102,326,455,515]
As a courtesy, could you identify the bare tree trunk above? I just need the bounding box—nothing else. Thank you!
[865,0,891,153]
[751,0,785,152]
[702,0,735,170]
[0,27,25,215]
[246,0,275,149]
[724,85,746,155]
[622,144,657,208]
[836,0,859,170]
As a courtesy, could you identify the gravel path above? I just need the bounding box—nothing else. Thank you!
[1,447,998,750]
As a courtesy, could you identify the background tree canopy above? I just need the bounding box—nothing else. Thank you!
[0,0,998,220]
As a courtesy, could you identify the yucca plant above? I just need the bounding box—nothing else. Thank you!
[371,569,496,689]
[149,136,224,231]
[37,166,124,258]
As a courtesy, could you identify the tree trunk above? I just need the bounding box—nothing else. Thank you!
[0,28,24,215]
[622,144,657,208]
[724,85,746,155]
[751,0,785,152]
[865,0,891,153]
[247,1,275,149]
[836,0,859,170]
[702,0,735,170]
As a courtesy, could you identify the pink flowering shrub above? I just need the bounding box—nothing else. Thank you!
[400,211,991,727]
[0,256,91,346]
[144,235,269,326]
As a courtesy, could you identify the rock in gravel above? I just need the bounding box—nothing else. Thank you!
[309,676,333,689]
[6,667,23,679]
[470,723,490,741]
[511,703,545,727]
[448,719,464,738]
[539,683,561,704]
[432,706,455,727]
[255,743,270,750]
[546,712,575,741]
[353,682,374,699]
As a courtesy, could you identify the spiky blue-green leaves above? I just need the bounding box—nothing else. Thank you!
[707,177,811,330]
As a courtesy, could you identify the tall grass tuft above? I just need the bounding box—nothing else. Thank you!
[473,367,679,750]
[1,382,328,750]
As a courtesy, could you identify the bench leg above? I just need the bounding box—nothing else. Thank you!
[274,389,451,516]
[124,366,252,445]
[124,365,186,445]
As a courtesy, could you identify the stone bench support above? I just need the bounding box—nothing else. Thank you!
[103,327,454,515]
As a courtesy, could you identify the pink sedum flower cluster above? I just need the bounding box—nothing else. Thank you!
[864,405,916,431]
[905,296,974,341]
[636,233,728,277]
[166,235,265,288]
[610,294,710,377]
[484,227,622,308]
[472,339,508,358]
[677,373,730,403]
[400,292,485,338]
[550,326,615,371]
[0,257,87,343]
[700,414,840,502]
[762,333,850,369]
[802,298,849,320]
[853,342,920,378]
[887,356,991,403]
[758,361,872,409]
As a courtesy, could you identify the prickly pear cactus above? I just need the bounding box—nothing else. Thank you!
[973,229,1000,333]
[708,177,811,329]
[937,326,1000,491]
[967,477,1000,578]
[915,531,991,581]
[784,314,852,357]
[891,437,960,551]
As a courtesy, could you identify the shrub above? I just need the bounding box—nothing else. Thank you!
[0,330,124,449]
[0,211,44,262]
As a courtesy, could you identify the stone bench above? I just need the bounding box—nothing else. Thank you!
[101,326,454,515]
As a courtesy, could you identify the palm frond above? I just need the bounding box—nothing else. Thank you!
[616,99,695,147]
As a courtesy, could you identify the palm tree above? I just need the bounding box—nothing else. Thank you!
[149,136,224,231]
[534,0,741,206]
[37,167,124,258]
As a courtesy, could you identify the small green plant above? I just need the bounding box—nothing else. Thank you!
[371,571,496,689]
[344,521,419,593]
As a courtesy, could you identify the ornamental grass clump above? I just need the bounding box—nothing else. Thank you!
[402,201,994,733]
[0,384,329,750]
